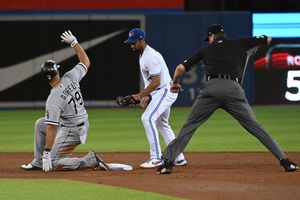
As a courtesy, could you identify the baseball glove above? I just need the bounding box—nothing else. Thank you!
[116,95,140,107]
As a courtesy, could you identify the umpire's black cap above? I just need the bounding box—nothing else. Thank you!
[204,24,225,41]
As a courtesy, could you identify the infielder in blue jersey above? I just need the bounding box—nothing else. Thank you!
[21,31,109,171]
[124,28,187,168]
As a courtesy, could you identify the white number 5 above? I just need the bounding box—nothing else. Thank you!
[285,70,300,101]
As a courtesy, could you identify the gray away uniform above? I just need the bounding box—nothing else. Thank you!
[31,63,98,170]
[162,36,287,162]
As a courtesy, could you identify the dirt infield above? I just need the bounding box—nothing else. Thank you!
[1,152,300,200]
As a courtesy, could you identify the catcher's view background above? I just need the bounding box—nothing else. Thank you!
[1,0,300,199]
[1,13,300,107]
[253,13,300,104]
[0,16,141,107]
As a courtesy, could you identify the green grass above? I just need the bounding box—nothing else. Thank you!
[0,106,299,152]
[0,179,180,200]
[0,106,299,200]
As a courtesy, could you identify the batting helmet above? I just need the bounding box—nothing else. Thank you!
[41,60,59,80]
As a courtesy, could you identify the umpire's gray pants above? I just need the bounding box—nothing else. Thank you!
[162,78,286,162]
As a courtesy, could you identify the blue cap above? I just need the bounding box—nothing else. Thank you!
[124,28,146,44]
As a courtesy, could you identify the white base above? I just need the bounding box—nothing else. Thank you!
[108,163,133,171]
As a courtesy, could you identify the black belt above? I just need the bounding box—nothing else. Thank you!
[61,122,84,127]
[207,74,240,83]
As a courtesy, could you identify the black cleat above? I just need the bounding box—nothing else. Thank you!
[156,159,173,174]
[280,158,299,172]
[94,152,111,171]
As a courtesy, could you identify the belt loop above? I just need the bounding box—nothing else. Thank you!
[206,74,240,84]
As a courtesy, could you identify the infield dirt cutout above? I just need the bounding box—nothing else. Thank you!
[1,152,300,200]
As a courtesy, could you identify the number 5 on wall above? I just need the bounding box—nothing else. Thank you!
[285,70,300,101]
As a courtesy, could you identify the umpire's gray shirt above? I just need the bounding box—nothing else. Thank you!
[45,63,88,127]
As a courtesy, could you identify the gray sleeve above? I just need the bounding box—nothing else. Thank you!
[44,96,63,126]
[64,62,88,83]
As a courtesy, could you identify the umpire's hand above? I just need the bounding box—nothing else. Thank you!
[170,83,183,93]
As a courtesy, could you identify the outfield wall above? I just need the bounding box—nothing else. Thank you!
[146,12,253,105]
[0,12,257,108]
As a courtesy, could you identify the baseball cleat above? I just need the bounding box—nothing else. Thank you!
[280,158,299,172]
[156,159,173,174]
[94,152,111,171]
[140,158,163,168]
[174,159,187,166]
[20,163,42,170]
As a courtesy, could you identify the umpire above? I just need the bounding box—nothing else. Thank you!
[157,24,299,174]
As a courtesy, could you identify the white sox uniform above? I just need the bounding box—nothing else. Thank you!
[30,63,98,170]
[139,45,185,162]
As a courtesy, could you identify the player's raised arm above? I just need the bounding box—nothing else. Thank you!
[61,30,91,69]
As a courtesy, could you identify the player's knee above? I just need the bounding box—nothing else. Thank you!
[35,117,45,128]
[141,113,149,124]
[141,113,156,126]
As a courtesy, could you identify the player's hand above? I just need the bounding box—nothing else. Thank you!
[170,83,183,93]
[60,30,78,47]
[116,95,140,107]
[132,94,141,102]
[140,96,149,108]
[42,150,52,172]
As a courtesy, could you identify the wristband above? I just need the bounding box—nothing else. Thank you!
[44,147,51,152]
[71,40,78,47]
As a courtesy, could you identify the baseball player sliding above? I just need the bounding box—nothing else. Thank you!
[123,28,187,168]
[21,30,109,171]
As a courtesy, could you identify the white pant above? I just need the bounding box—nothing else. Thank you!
[141,88,185,162]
